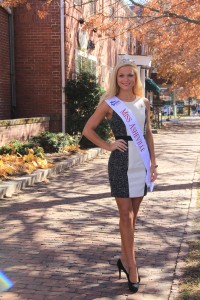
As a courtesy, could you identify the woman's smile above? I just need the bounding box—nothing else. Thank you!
[117,66,135,91]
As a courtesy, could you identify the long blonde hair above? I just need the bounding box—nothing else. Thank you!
[99,62,143,104]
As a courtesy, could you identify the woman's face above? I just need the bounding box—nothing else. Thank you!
[117,66,136,92]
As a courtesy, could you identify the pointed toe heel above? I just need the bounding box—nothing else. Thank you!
[128,268,140,293]
[128,280,140,293]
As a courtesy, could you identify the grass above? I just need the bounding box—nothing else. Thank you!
[175,187,200,300]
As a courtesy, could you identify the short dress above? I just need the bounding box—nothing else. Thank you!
[107,96,147,198]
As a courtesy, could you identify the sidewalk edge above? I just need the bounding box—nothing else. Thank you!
[0,148,107,199]
[168,152,200,299]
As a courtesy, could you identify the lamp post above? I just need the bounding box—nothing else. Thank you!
[173,88,177,119]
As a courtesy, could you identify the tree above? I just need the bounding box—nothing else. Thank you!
[0,0,52,18]
[129,0,200,98]
[65,72,110,148]
[1,0,199,97]
[82,0,200,98]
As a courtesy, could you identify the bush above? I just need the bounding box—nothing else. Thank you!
[0,139,44,157]
[30,132,80,153]
[31,132,65,153]
[0,133,80,179]
[0,132,80,156]
[65,72,111,148]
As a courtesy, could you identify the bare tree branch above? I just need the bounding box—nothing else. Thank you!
[129,0,200,24]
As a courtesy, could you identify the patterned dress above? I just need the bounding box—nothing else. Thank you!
[107,96,147,198]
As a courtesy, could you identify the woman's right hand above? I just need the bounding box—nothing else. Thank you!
[109,139,128,152]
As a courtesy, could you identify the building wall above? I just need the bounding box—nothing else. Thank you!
[0,8,11,120]
[65,0,129,88]
[14,0,62,132]
[63,0,130,129]
[0,117,50,147]
[13,0,130,133]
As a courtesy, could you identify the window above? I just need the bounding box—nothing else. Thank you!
[109,6,114,20]
[75,50,97,76]
[133,37,137,54]
[127,32,131,51]
[101,65,106,83]
[89,0,96,15]
[73,0,82,5]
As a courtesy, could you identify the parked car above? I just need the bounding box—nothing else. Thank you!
[161,105,173,116]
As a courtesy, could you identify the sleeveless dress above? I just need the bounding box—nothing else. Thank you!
[107,96,147,198]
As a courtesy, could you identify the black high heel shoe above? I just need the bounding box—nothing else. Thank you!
[128,268,140,293]
[117,259,129,279]
[117,259,141,293]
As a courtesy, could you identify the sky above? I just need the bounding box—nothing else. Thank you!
[125,0,148,4]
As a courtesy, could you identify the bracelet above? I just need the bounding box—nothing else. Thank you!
[151,164,158,168]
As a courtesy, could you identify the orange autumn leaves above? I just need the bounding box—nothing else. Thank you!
[84,0,200,98]
[1,0,199,97]
[137,0,200,97]
[0,0,53,18]
[0,150,53,179]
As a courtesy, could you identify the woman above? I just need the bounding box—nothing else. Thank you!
[82,62,158,293]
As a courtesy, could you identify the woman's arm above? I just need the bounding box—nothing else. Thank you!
[82,101,127,152]
[144,99,158,181]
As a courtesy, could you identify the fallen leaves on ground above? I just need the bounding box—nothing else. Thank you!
[0,149,54,179]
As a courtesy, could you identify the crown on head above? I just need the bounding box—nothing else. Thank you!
[118,54,136,65]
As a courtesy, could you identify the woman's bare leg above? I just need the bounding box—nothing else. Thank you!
[116,197,143,282]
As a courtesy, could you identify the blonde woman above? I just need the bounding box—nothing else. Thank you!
[83,62,157,293]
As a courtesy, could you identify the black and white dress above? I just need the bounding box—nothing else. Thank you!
[107,96,147,198]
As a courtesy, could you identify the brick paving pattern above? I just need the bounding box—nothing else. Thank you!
[0,117,200,300]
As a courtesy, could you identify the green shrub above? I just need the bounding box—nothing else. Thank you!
[31,132,66,153]
[0,139,44,157]
[0,133,80,156]
[65,72,111,148]
[30,132,79,153]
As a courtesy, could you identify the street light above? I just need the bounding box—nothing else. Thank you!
[173,89,177,118]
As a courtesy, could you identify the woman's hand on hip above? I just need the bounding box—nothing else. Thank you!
[110,139,128,152]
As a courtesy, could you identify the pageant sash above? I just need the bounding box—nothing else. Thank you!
[106,96,154,192]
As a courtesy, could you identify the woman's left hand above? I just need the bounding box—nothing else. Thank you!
[150,165,158,182]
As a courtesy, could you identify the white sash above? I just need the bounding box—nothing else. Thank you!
[106,96,154,192]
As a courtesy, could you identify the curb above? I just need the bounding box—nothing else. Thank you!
[169,153,200,299]
[0,148,106,199]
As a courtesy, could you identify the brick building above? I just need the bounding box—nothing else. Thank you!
[0,7,11,120]
[14,1,62,131]
[0,0,133,133]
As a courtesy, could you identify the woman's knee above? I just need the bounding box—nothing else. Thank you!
[116,198,135,224]
[119,210,134,225]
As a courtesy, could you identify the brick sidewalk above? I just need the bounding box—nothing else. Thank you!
[0,117,200,300]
